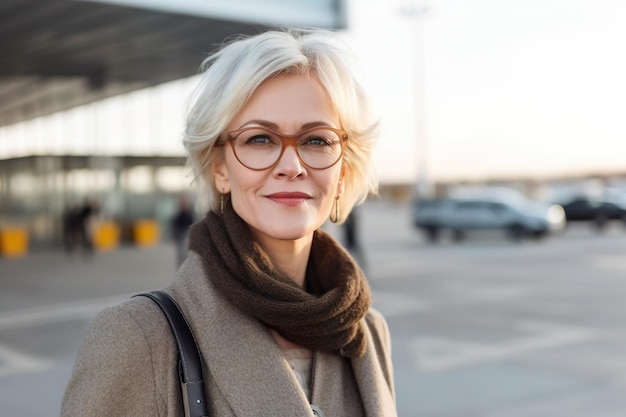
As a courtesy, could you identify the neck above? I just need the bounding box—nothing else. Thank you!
[188,212,371,357]
[253,233,313,288]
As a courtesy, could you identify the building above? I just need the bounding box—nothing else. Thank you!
[0,0,347,248]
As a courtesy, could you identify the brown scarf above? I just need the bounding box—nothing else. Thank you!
[188,196,371,358]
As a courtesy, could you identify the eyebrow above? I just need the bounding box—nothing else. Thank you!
[238,120,336,131]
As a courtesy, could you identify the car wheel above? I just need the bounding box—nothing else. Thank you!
[507,224,525,241]
[593,214,608,231]
[532,230,547,240]
[423,226,440,243]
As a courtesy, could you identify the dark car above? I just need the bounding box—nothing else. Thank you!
[559,196,626,229]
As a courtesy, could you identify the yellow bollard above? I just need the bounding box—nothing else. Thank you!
[132,219,159,248]
[0,227,29,258]
[92,221,120,252]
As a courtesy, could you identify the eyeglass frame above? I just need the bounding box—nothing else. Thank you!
[216,126,349,171]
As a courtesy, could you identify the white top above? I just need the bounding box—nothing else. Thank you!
[283,347,314,400]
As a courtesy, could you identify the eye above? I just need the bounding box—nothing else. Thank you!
[246,134,272,144]
[308,137,331,146]
[301,135,334,147]
[238,132,279,146]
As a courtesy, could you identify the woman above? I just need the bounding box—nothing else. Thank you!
[62,28,397,417]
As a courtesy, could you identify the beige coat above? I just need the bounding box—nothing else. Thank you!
[61,251,397,417]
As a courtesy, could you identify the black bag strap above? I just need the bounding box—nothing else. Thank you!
[134,291,209,417]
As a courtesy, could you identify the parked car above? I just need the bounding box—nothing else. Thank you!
[412,196,566,242]
[558,195,626,229]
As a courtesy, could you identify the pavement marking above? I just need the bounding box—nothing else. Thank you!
[372,292,431,317]
[0,343,53,377]
[590,255,626,272]
[441,285,533,306]
[0,293,134,331]
[411,320,595,373]
[368,258,426,280]
[373,286,532,318]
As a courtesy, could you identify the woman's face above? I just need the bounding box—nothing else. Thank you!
[213,74,344,245]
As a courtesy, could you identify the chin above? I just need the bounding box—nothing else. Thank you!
[260,219,321,241]
[270,227,315,241]
[247,210,324,242]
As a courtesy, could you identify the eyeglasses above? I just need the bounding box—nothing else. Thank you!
[219,126,348,170]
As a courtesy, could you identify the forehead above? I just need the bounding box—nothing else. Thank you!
[229,74,339,131]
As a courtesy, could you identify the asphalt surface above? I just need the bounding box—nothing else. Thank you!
[1,200,626,417]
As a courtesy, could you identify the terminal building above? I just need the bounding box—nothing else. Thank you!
[0,0,347,252]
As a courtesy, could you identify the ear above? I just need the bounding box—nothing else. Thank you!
[211,158,231,194]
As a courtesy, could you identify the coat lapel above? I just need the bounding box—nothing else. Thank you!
[309,324,397,417]
[350,324,398,417]
[311,350,364,416]
[200,305,313,416]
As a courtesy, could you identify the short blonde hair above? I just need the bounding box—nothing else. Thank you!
[183,28,379,223]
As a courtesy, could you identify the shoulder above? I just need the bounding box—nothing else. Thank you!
[62,298,178,416]
[364,307,388,329]
[362,307,395,397]
[87,296,169,342]
[74,296,178,378]
[363,308,392,350]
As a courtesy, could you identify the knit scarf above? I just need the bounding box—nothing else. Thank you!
[188,196,371,358]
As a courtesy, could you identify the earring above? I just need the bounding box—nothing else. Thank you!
[330,196,339,223]
[220,193,224,215]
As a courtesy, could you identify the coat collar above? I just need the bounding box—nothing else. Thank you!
[199,300,312,415]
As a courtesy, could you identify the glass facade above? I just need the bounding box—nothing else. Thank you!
[0,78,198,246]
[0,77,195,159]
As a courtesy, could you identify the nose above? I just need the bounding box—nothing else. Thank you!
[273,143,306,179]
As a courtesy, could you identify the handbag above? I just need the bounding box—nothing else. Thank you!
[134,291,210,417]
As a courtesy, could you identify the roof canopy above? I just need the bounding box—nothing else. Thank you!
[0,0,345,128]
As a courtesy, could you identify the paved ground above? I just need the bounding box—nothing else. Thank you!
[1,199,626,416]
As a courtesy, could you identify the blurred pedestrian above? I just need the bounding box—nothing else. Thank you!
[170,195,195,267]
[62,28,396,416]
[62,204,81,256]
[77,198,98,257]
[343,205,366,268]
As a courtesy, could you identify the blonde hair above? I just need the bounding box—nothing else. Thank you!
[183,28,379,223]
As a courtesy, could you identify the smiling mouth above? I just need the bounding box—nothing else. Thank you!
[266,192,311,205]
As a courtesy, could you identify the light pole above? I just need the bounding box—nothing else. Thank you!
[399,3,431,200]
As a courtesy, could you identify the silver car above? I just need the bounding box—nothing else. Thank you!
[413,196,566,242]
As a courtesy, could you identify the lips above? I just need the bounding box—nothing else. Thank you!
[266,192,311,205]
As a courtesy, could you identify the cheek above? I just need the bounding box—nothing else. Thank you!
[318,169,343,197]
[224,156,263,194]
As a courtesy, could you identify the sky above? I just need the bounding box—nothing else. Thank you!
[342,0,626,184]
[3,0,626,187]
